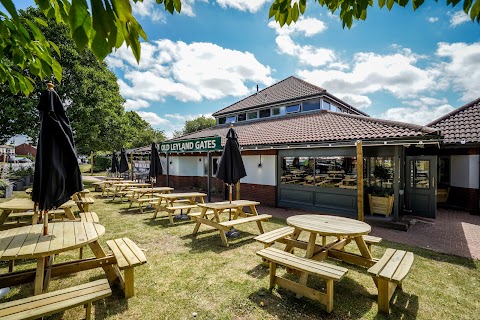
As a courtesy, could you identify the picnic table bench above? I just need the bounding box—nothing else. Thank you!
[72,191,95,213]
[0,279,111,320]
[152,192,206,224]
[127,187,173,213]
[79,212,99,223]
[367,248,414,314]
[257,247,348,313]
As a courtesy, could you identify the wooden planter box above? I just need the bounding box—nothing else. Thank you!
[368,194,394,217]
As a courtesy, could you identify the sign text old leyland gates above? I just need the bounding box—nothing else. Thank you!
[160,137,222,153]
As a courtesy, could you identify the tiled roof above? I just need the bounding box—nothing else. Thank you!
[213,76,327,116]
[427,97,480,144]
[171,111,438,147]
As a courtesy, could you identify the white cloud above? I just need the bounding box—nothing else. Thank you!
[378,104,455,125]
[136,111,170,126]
[428,17,439,23]
[336,94,372,109]
[268,17,327,37]
[165,113,213,121]
[132,0,166,23]
[124,99,151,111]
[180,0,196,17]
[216,0,269,13]
[436,42,480,101]
[298,48,437,99]
[450,11,470,27]
[108,40,274,103]
[275,35,336,67]
[403,97,448,108]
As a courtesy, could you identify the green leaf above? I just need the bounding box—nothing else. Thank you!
[292,3,300,21]
[51,58,62,83]
[412,0,424,10]
[112,0,133,22]
[173,0,182,13]
[0,0,19,24]
[33,17,48,27]
[167,0,175,14]
[268,3,277,19]
[378,0,386,8]
[69,0,91,51]
[91,30,111,61]
[25,20,45,42]
[471,0,480,21]
[128,28,141,63]
[49,41,61,57]
[35,0,51,11]
[91,0,110,38]
[464,0,473,12]
[299,0,307,14]
[387,0,394,10]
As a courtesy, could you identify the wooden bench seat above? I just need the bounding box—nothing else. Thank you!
[187,210,215,218]
[79,212,99,223]
[367,248,414,314]
[257,247,348,313]
[152,204,199,223]
[219,214,272,228]
[0,279,111,320]
[254,226,295,247]
[363,235,382,251]
[106,237,147,298]
[128,197,160,213]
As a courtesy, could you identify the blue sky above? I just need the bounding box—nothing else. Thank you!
[13,1,480,138]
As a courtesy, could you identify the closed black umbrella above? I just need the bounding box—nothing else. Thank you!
[111,151,119,176]
[149,143,162,187]
[216,126,247,236]
[118,147,129,174]
[32,83,83,235]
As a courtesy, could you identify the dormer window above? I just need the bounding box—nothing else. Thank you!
[259,109,271,118]
[286,104,300,113]
[303,99,320,112]
[322,101,331,110]
[272,106,286,116]
[226,116,236,123]
[247,112,258,120]
[237,113,246,121]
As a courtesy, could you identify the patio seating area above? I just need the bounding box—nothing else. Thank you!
[0,182,479,319]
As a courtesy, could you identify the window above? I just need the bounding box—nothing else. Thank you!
[331,105,340,112]
[237,113,246,121]
[218,117,226,124]
[286,104,300,113]
[303,99,321,112]
[226,116,236,123]
[439,157,450,185]
[280,156,357,189]
[322,100,331,110]
[204,157,219,176]
[368,157,394,189]
[247,112,258,120]
[410,160,429,189]
[272,106,286,116]
[259,109,271,118]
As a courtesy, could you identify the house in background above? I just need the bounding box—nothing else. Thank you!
[15,143,37,157]
[427,98,480,214]
[0,145,15,162]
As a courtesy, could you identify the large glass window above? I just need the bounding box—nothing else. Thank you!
[303,99,321,112]
[259,109,271,118]
[247,112,258,120]
[410,160,429,189]
[368,157,394,189]
[226,116,236,123]
[280,156,357,189]
[439,157,450,185]
[218,117,226,124]
[322,101,331,110]
[237,113,246,121]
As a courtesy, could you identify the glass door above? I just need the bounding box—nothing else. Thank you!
[405,156,437,218]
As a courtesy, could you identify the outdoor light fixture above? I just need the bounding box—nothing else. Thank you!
[307,145,311,148]
[384,141,387,145]
[328,144,332,147]
[199,158,202,162]
[461,139,466,144]
[258,154,262,168]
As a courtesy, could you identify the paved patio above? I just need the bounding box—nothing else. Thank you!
[258,205,480,260]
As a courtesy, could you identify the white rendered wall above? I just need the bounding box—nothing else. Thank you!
[241,155,276,186]
[450,155,480,189]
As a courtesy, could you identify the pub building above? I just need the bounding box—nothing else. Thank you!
[154,76,479,224]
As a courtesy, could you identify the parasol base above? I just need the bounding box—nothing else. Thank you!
[174,213,190,221]
[225,228,240,238]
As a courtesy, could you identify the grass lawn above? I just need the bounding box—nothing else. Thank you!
[1,183,479,319]
[80,164,108,176]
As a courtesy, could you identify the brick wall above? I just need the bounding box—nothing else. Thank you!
[448,186,479,214]
[155,174,277,207]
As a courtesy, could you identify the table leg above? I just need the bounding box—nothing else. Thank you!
[34,258,45,295]
[63,207,76,220]
[354,236,373,260]
[284,228,302,254]
[0,210,11,225]
[43,255,54,293]
[193,207,208,234]
[297,233,317,297]
[88,240,122,285]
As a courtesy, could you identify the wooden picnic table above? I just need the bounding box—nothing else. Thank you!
[284,215,376,288]
[0,221,122,295]
[192,200,271,247]
[0,199,77,225]
[152,192,206,224]
[127,187,174,213]
[108,183,150,201]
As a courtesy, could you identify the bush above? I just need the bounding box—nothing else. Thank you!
[93,155,111,172]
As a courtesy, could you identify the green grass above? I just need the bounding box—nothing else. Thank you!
[80,164,107,176]
[1,184,479,319]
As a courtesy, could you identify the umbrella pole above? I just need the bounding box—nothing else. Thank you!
[229,184,232,220]
[43,210,48,235]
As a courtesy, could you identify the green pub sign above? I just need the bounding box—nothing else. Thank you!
[160,137,222,153]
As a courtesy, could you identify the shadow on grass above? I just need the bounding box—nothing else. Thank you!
[95,285,129,319]
[246,263,269,279]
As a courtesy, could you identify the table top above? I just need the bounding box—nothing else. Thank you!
[159,192,207,199]
[287,214,371,237]
[0,199,76,211]
[129,187,173,193]
[198,200,260,210]
[0,222,105,260]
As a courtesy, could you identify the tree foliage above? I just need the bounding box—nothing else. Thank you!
[174,115,216,137]
[0,8,165,154]
[269,0,480,29]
